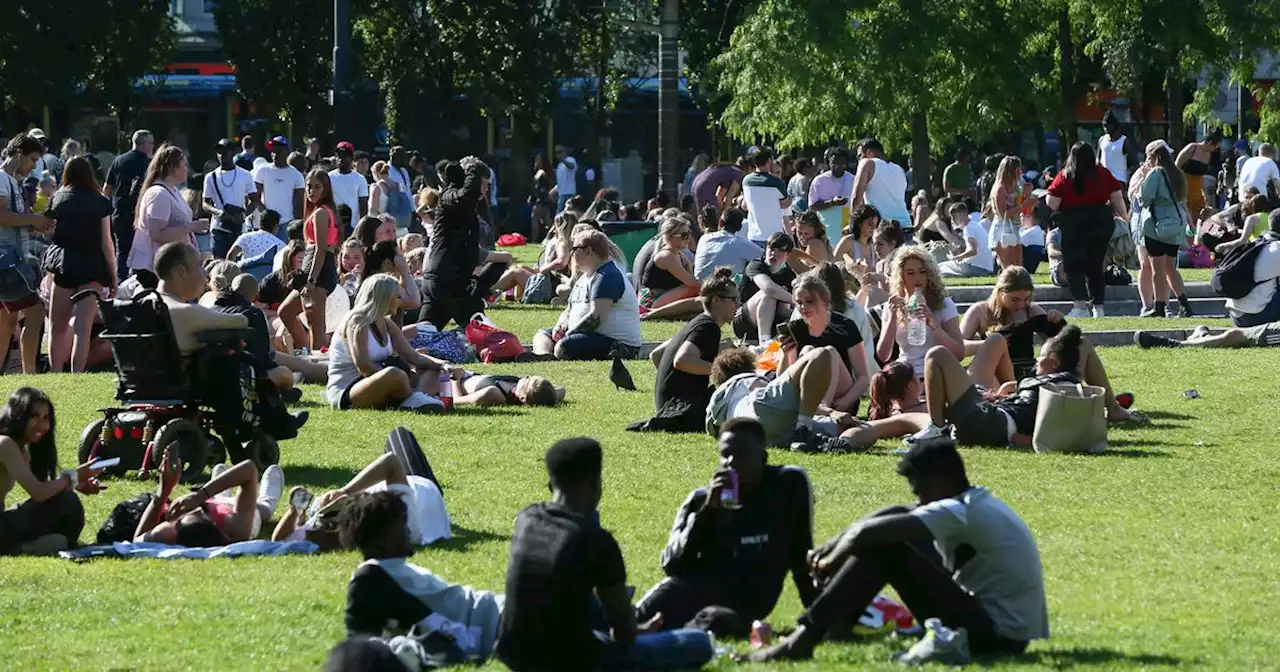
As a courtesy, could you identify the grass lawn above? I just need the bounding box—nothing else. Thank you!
[2,343,1279,670]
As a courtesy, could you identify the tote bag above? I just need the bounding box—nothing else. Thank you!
[1032,383,1108,454]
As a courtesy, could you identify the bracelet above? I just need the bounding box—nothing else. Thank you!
[60,468,78,490]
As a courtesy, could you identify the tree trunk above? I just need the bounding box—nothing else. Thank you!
[507,110,534,234]
[1167,70,1185,147]
[910,110,931,198]
[1056,9,1078,150]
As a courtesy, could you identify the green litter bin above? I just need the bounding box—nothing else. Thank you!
[602,221,659,268]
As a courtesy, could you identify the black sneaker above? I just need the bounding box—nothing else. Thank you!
[815,436,863,454]
[1177,301,1193,318]
[1134,331,1181,349]
[788,425,825,453]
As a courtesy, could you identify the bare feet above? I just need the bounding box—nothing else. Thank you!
[739,626,818,663]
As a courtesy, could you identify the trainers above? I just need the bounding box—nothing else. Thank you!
[1139,308,1158,318]
[905,423,954,447]
[400,392,445,413]
[1066,308,1090,319]
[258,464,285,519]
[814,436,863,454]
[895,618,971,666]
[1178,301,1193,318]
[1134,331,1182,349]
[1091,305,1106,318]
[788,425,825,453]
[1190,325,1212,339]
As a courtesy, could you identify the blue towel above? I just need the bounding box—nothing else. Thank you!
[59,539,319,560]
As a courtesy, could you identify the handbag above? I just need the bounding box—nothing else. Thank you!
[464,316,525,363]
[1032,383,1108,454]
[0,178,37,302]
[209,170,246,233]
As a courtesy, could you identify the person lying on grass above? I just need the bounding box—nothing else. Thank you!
[634,418,816,636]
[339,489,500,658]
[1136,322,1280,350]
[495,437,715,671]
[135,451,283,547]
[0,387,102,556]
[443,369,564,408]
[272,450,449,549]
[745,440,1047,664]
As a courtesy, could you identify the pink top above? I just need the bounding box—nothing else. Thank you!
[204,500,234,531]
[304,205,340,248]
[128,184,196,272]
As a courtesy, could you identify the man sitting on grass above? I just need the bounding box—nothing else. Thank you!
[635,418,816,634]
[747,440,1048,665]
[495,437,714,671]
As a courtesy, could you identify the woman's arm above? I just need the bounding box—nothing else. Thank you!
[393,256,421,310]
[390,317,444,371]
[833,345,872,410]
[348,324,380,377]
[1109,191,1129,221]
[876,299,903,364]
[996,185,1018,220]
[931,315,965,360]
[958,303,988,340]
[308,209,333,285]
[100,216,117,291]
[753,274,793,302]
[369,184,384,215]
[0,437,80,503]
[227,243,243,261]
[656,251,699,288]
[833,236,855,264]
[143,215,197,244]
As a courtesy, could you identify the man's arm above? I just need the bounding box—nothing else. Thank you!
[291,188,304,222]
[815,512,933,577]
[169,302,251,333]
[673,341,713,376]
[753,274,792,302]
[658,489,725,576]
[566,298,613,335]
[850,159,875,207]
[783,469,820,607]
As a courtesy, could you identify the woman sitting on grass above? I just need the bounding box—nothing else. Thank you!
[360,240,422,314]
[326,274,453,412]
[0,388,102,555]
[833,204,880,267]
[793,211,834,264]
[876,246,965,378]
[959,266,1065,381]
[135,452,283,547]
[820,361,932,452]
[638,217,702,318]
[853,221,904,308]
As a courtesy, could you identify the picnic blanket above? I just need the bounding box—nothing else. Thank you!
[58,539,319,561]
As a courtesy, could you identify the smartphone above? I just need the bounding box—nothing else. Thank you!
[290,488,314,512]
[89,457,122,471]
[775,322,793,341]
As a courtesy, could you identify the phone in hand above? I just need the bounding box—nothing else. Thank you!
[89,457,121,471]
[290,488,314,513]
[775,322,794,341]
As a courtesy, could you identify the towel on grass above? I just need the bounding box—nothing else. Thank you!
[58,539,319,560]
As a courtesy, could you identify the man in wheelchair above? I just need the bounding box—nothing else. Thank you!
[148,242,307,441]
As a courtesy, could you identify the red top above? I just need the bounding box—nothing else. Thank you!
[1047,168,1124,209]
[304,205,340,248]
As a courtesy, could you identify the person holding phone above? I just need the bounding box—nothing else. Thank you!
[134,452,284,547]
[634,418,817,635]
[779,270,872,414]
[0,388,104,555]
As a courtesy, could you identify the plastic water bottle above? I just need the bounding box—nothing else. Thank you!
[438,373,454,410]
[906,289,928,347]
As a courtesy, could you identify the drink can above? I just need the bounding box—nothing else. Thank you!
[439,373,454,410]
[749,620,772,649]
[719,469,741,509]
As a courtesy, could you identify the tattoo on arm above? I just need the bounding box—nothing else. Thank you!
[569,313,602,334]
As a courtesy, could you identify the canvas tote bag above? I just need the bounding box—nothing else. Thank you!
[1032,383,1108,454]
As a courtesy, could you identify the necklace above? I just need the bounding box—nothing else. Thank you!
[218,166,237,188]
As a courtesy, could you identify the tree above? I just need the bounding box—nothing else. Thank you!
[354,0,452,151]
[567,0,658,164]
[84,0,177,136]
[712,0,1042,189]
[0,0,99,121]
[212,0,334,139]
[1186,2,1280,141]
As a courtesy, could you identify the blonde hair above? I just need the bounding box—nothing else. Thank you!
[207,260,240,292]
[984,265,1034,326]
[987,155,1021,216]
[342,273,400,350]
[60,139,84,162]
[523,375,559,406]
[417,187,439,211]
[889,245,948,311]
[371,160,389,179]
[656,217,691,253]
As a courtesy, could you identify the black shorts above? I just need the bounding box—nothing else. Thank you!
[731,302,793,344]
[338,378,361,410]
[948,386,1014,447]
[1143,236,1180,258]
[301,248,339,294]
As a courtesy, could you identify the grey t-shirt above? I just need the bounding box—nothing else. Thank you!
[911,486,1049,641]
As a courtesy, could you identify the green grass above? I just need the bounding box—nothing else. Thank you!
[2,345,1279,669]
[939,269,1213,287]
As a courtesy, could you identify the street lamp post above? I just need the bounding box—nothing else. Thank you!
[658,0,679,198]
[333,0,351,143]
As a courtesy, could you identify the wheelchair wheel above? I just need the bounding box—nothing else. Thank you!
[244,431,279,472]
[78,417,143,476]
[150,419,208,483]
[205,433,227,468]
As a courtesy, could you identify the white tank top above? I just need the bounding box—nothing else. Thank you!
[1099,134,1128,183]
[863,158,911,226]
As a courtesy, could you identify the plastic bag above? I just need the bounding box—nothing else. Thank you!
[854,594,915,634]
[755,341,783,373]
[497,232,528,247]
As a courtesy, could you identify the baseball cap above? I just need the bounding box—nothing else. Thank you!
[23,176,39,188]
[1234,139,1250,152]
[335,141,355,154]
[27,128,45,140]
[215,138,235,152]
[266,135,289,151]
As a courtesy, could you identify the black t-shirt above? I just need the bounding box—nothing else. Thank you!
[258,272,289,307]
[345,562,433,636]
[738,257,796,305]
[104,150,151,221]
[788,312,864,372]
[654,313,722,411]
[47,187,111,252]
[657,465,818,619]
[996,371,1079,435]
[495,502,626,672]
[992,314,1065,377]
[212,291,272,371]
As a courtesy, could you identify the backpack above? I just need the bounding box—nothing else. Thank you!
[97,492,156,544]
[1211,232,1279,299]
[522,272,555,305]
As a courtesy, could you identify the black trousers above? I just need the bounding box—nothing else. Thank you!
[418,262,510,330]
[0,489,86,554]
[800,506,1027,656]
[635,576,756,634]
[112,215,134,278]
[1058,208,1113,307]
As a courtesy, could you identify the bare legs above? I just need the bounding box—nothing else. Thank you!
[346,367,414,409]
[642,297,702,321]
[966,334,1015,390]
[746,291,789,343]
[0,304,44,374]
[50,283,102,373]
[278,291,309,351]
[922,346,978,427]
[778,346,834,417]
[837,413,931,448]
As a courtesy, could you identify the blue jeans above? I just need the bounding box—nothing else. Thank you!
[212,228,237,260]
[598,629,715,671]
[539,330,619,360]
[1022,245,1046,274]
[1232,286,1280,328]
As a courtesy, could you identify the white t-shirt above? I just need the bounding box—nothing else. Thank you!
[911,487,1049,642]
[203,167,256,234]
[1237,156,1280,197]
[556,157,577,196]
[863,158,911,225]
[253,164,305,222]
[1225,240,1280,316]
[960,219,995,271]
[1019,224,1045,248]
[896,296,960,378]
[1098,134,1128,183]
[232,230,284,263]
[328,169,369,224]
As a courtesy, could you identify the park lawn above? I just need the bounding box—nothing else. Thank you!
[1,345,1279,670]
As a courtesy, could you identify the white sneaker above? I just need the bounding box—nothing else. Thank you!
[210,462,230,481]
[400,391,445,412]
[1091,305,1106,318]
[1066,308,1090,319]
[257,464,284,520]
[905,423,954,447]
[1190,325,1212,339]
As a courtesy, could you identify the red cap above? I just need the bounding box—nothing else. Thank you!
[335,141,355,154]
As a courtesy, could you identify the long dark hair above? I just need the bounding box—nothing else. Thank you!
[1061,142,1097,195]
[361,240,399,282]
[814,261,848,314]
[0,388,57,481]
[303,168,337,221]
[61,155,100,193]
[869,361,914,421]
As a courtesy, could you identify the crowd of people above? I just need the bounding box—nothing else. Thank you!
[1,119,1276,670]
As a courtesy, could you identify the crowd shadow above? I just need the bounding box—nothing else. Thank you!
[284,464,361,489]
[1016,647,1185,668]
[1094,448,1172,458]
[430,525,509,553]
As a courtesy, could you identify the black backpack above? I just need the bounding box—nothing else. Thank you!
[1211,232,1279,299]
[96,492,156,544]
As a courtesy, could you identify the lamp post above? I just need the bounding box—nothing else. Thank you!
[657,0,679,198]
[332,0,351,143]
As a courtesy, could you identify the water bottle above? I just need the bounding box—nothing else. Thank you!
[438,372,454,410]
[906,289,928,347]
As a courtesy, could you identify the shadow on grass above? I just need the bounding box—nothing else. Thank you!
[285,464,362,489]
[1017,647,1184,668]
[429,525,509,552]
[1138,409,1196,421]
[1095,448,1172,458]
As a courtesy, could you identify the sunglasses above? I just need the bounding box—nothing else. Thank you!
[570,244,589,252]
[669,230,690,239]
